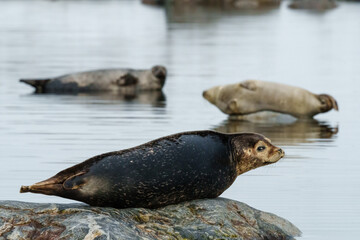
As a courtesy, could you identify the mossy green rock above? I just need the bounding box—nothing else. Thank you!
[0,198,301,239]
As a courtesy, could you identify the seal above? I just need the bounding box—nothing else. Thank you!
[20,65,167,93]
[203,80,338,118]
[20,130,284,209]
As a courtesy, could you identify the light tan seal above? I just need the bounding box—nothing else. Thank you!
[20,65,167,93]
[20,130,284,209]
[203,80,338,119]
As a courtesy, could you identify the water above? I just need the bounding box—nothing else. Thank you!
[0,0,359,239]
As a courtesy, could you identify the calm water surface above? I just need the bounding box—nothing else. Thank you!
[0,1,359,239]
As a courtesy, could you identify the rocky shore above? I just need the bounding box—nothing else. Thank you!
[0,198,301,239]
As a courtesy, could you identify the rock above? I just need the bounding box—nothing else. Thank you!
[0,198,301,239]
[289,0,337,10]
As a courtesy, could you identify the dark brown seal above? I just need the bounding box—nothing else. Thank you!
[20,65,167,93]
[20,130,284,209]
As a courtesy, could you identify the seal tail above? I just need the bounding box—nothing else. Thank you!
[20,79,51,93]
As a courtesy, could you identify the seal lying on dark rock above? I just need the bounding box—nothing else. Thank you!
[20,65,167,93]
[20,130,284,209]
[203,80,338,119]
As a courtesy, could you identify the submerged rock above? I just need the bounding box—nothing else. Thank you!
[0,198,301,239]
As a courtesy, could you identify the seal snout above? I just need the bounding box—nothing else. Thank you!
[278,148,285,158]
[265,147,284,164]
[202,87,219,104]
[20,179,64,195]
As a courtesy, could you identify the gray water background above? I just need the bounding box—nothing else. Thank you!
[0,0,359,239]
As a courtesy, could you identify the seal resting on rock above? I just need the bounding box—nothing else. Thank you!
[20,130,284,209]
[203,80,338,119]
[20,65,167,93]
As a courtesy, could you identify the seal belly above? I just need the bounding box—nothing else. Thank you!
[71,132,236,208]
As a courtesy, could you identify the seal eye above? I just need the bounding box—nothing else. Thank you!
[257,146,266,152]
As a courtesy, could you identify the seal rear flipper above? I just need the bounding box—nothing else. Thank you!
[20,170,87,195]
[318,94,339,112]
[20,183,63,196]
[20,79,51,93]
[324,94,339,111]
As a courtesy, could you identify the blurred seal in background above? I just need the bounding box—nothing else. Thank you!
[203,79,338,119]
[20,65,167,94]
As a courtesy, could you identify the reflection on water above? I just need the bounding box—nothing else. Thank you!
[214,116,338,146]
[30,91,167,108]
[165,1,280,23]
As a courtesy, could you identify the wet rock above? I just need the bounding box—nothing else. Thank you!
[289,0,337,10]
[0,198,301,239]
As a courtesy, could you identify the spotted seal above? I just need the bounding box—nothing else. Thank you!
[20,130,284,208]
[20,65,167,93]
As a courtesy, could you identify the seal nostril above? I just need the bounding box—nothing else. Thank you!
[278,149,285,156]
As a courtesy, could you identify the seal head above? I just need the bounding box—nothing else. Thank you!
[151,65,167,87]
[230,133,284,175]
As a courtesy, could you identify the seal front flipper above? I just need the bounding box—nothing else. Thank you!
[240,80,257,91]
[116,73,138,87]
[19,79,51,93]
